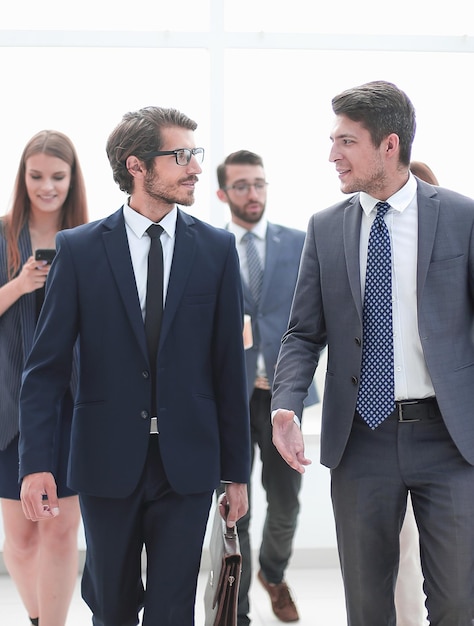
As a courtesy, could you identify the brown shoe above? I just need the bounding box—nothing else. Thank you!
[257,569,299,622]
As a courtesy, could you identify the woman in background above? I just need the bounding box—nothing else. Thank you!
[409,161,439,186]
[0,130,88,626]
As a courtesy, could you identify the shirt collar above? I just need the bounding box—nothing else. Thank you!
[228,218,268,244]
[359,173,417,217]
[123,200,178,239]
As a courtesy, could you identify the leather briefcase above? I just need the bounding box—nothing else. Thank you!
[204,501,242,626]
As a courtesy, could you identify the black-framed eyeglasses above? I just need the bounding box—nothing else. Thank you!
[142,147,205,166]
[223,181,268,196]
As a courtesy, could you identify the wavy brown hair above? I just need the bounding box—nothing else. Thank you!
[2,130,88,279]
[106,106,198,195]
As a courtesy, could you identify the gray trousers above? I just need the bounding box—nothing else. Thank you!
[331,410,474,626]
[219,388,301,626]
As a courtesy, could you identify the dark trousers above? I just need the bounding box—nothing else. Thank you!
[236,388,301,624]
[331,410,474,626]
[80,437,213,626]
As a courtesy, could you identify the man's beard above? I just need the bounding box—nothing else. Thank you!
[228,199,265,225]
[144,169,196,207]
[341,158,387,196]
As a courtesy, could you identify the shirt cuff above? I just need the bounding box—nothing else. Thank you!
[271,409,301,428]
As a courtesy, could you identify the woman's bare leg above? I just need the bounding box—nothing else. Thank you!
[2,495,81,626]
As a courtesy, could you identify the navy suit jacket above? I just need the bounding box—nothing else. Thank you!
[272,180,474,468]
[19,207,251,497]
[243,222,318,407]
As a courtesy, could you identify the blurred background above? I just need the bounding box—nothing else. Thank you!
[0,0,473,233]
[0,0,473,571]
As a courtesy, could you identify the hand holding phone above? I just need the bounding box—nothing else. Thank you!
[35,249,56,265]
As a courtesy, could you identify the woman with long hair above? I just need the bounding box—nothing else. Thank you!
[0,130,88,626]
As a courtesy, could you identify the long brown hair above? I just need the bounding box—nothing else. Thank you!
[409,161,439,185]
[2,130,89,279]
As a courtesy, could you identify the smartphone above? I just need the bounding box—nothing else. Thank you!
[35,249,56,264]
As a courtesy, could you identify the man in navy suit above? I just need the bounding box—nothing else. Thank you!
[217,151,318,624]
[271,81,474,625]
[19,106,251,626]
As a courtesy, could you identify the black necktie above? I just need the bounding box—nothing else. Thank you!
[145,224,164,375]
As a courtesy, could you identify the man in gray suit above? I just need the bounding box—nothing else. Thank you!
[217,150,318,624]
[271,81,474,625]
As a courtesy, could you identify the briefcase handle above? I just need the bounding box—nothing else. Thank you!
[224,525,236,539]
[219,496,238,541]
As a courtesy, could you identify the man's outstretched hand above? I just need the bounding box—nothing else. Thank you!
[272,409,312,474]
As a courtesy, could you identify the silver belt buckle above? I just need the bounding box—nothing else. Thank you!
[397,400,420,422]
[150,416,159,434]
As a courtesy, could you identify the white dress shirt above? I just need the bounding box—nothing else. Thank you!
[359,174,435,401]
[227,219,267,288]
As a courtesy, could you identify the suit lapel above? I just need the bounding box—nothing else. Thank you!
[159,210,197,346]
[343,195,363,319]
[416,183,439,304]
[102,208,148,359]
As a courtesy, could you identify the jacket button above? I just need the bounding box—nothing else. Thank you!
[140,410,149,419]
[351,376,358,385]
[142,370,150,379]
[355,337,361,346]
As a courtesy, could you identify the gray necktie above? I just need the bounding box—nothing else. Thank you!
[243,231,263,305]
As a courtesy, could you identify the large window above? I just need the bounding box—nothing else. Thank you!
[1,1,473,230]
[0,0,473,560]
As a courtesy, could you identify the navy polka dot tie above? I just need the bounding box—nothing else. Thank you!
[356,202,395,429]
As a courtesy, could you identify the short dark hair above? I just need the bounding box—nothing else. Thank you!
[216,150,264,189]
[331,80,416,166]
[106,106,198,194]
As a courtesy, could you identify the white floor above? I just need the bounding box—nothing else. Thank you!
[0,566,347,625]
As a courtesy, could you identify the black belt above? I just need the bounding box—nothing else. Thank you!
[388,398,440,422]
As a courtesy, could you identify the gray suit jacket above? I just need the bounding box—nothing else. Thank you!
[244,222,318,407]
[271,180,474,468]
